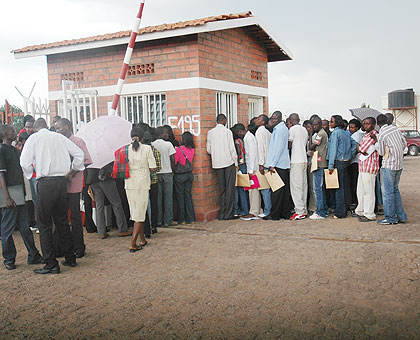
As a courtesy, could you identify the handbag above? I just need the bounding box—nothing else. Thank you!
[98,162,114,181]
[0,184,25,208]
[174,147,193,174]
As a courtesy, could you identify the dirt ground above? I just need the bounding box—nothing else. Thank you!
[0,158,419,340]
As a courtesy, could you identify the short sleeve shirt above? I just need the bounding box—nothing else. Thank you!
[152,139,176,174]
[288,125,309,164]
[0,144,24,186]
[68,135,93,193]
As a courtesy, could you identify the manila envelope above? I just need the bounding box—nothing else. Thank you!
[324,169,339,189]
[236,173,250,187]
[256,171,271,190]
[265,169,285,192]
[311,150,319,173]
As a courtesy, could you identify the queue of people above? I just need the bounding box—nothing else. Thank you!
[0,110,407,274]
[0,116,196,273]
[207,112,407,225]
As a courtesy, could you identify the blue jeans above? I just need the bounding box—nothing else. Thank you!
[157,173,174,226]
[260,189,271,216]
[313,168,328,217]
[381,168,407,223]
[1,205,40,265]
[376,173,383,206]
[174,172,195,223]
[334,160,350,218]
[29,177,38,204]
[234,164,249,216]
[260,167,272,216]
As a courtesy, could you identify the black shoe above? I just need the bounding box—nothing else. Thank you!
[34,265,60,274]
[86,229,97,234]
[151,228,158,234]
[5,263,16,270]
[145,234,151,239]
[61,260,77,267]
[262,215,273,220]
[75,252,85,259]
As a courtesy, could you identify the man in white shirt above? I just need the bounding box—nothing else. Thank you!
[152,126,176,227]
[255,114,272,217]
[236,125,260,220]
[20,118,85,274]
[207,114,238,220]
[288,113,309,220]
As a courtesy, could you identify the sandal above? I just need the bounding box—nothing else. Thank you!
[129,245,142,253]
[139,241,148,247]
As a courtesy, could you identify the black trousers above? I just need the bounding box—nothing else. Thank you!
[270,168,293,220]
[150,182,158,229]
[215,164,236,220]
[37,177,75,268]
[68,193,85,255]
[82,185,97,233]
[348,162,359,208]
[112,178,132,229]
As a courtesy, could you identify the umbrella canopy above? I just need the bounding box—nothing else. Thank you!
[75,115,132,169]
[349,108,383,121]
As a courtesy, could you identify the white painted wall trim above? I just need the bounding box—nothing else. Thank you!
[48,77,268,100]
[14,17,292,61]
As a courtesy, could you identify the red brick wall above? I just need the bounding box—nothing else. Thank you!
[198,28,268,89]
[47,27,270,221]
[47,35,199,93]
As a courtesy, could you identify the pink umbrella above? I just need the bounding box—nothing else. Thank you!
[76,115,132,169]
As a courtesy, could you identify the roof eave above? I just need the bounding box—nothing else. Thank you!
[13,16,292,62]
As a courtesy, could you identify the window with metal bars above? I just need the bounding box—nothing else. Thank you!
[120,93,166,127]
[215,91,238,128]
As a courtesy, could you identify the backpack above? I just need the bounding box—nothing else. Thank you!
[174,147,193,174]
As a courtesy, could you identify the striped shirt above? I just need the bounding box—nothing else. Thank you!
[358,130,379,175]
[376,124,406,171]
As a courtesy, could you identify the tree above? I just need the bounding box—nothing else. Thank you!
[0,104,23,113]
[361,102,370,108]
[0,103,24,132]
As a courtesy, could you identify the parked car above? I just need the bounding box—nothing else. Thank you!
[402,130,420,156]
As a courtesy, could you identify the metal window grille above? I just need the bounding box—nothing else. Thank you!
[121,93,166,127]
[248,96,264,121]
[215,91,237,128]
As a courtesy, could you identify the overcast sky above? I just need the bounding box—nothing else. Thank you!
[1,0,419,120]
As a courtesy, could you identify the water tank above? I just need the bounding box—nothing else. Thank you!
[388,89,415,108]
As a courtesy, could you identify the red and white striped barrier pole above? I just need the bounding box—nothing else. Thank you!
[109,0,145,115]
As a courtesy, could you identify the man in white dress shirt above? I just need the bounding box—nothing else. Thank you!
[255,114,272,218]
[236,125,260,220]
[20,118,85,274]
[207,114,238,220]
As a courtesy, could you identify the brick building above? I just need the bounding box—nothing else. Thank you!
[13,11,292,222]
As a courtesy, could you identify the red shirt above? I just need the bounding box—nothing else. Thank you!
[174,146,194,166]
[358,130,379,175]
